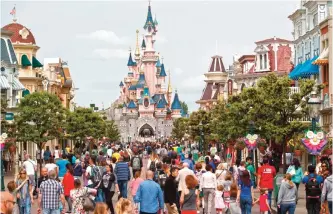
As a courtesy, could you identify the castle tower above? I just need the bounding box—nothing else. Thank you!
[171,90,182,119]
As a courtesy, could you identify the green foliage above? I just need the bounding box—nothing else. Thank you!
[171,117,189,140]
[188,110,211,140]
[180,101,189,115]
[105,120,120,141]
[15,92,67,148]
[66,107,105,140]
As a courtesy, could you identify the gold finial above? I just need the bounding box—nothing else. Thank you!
[161,56,164,63]
[135,30,140,57]
[168,69,172,93]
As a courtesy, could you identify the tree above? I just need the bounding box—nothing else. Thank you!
[15,92,67,171]
[66,107,106,143]
[180,101,189,116]
[105,120,120,141]
[171,117,189,140]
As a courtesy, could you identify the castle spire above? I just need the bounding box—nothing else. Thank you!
[167,70,172,107]
[127,48,135,67]
[135,30,140,61]
[143,0,155,30]
[141,34,146,50]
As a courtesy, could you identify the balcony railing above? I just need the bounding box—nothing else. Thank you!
[289,87,300,95]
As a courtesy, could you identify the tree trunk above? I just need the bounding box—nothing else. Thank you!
[37,142,43,178]
[282,136,287,174]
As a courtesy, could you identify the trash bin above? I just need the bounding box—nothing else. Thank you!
[273,174,285,208]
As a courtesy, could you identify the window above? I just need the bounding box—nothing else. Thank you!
[264,54,267,69]
[323,64,329,83]
[297,24,302,36]
[313,13,318,27]
[259,55,263,70]
[319,5,327,22]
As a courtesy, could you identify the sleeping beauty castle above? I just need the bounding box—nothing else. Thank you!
[109,2,184,142]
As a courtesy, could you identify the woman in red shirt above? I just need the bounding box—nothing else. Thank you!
[62,163,75,213]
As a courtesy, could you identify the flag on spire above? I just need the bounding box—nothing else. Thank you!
[10,7,16,15]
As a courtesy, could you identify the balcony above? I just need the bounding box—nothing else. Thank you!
[289,87,300,95]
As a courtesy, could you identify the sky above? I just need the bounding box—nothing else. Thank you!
[1,0,299,112]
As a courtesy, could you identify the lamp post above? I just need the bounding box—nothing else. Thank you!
[127,135,130,144]
[199,121,204,155]
[308,90,321,166]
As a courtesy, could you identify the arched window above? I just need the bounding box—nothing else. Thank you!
[259,55,263,70]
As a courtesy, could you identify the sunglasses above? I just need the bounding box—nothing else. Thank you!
[20,172,26,174]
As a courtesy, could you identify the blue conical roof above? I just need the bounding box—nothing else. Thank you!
[119,81,124,87]
[127,100,137,109]
[129,85,137,90]
[157,98,166,109]
[127,52,135,66]
[171,91,182,110]
[144,4,155,30]
[156,58,161,67]
[136,73,146,88]
[141,39,146,49]
[159,63,167,77]
[154,15,158,26]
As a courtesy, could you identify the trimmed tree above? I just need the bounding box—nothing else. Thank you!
[105,120,121,141]
[15,92,67,172]
[171,117,189,140]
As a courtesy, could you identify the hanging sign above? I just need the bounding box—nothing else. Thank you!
[301,130,327,155]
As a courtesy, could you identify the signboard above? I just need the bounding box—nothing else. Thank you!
[5,113,14,121]
[228,79,233,96]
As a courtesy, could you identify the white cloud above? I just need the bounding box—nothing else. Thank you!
[92,48,128,59]
[180,75,205,90]
[155,34,168,44]
[173,68,184,76]
[77,30,129,45]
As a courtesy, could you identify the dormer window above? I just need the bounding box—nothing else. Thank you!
[255,45,269,71]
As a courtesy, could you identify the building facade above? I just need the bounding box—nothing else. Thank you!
[109,2,184,142]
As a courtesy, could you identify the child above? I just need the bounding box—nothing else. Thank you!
[221,173,233,208]
[115,198,133,214]
[129,171,143,213]
[215,185,226,214]
[253,188,271,214]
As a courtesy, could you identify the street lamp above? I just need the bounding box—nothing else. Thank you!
[127,135,130,144]
[199,121,204,155]
[308,90,321,165]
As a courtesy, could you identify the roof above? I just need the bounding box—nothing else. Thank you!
[208,55,226,72]
[200,83,213,100]
[2,22,36,44]
[129,85,137,90]
[156,98,166,108]
[0,76,10,89]
[127,52,135,66]
[255,37,292,44]
[127,100,137,109]
[171,91,182,110]
[238,55,255,64]
[141,38,146,49]
[136,73,146,88]
[156,58,161,67]
[159,63,167,77]
[143,4,155,30]
[60,67,72,87]
[119,81,124,87]
[1,38,17,65]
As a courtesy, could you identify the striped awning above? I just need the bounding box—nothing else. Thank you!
[12,77,25,90]
[313,48,329,65]
[0,76,10,89]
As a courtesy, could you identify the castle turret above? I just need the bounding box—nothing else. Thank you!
[134,30,141,62]
[171,90,182,119]
[141,35,146,50]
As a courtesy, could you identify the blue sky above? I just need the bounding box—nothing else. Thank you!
[1,0,298,112]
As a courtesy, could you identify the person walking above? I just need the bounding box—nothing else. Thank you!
[101,164,119,214]
[215,185,226,214]
[62,163,74,213]
[246,157,256,188]
[257,157,276,208]
[253,188,271,214]
[303,165,324,214]
[321,171,332,214]
[129,171,143,212]
[70,179,97,214]
[115,198,133,214]
[73,159,83,180]
[16,169,34,214]
[43,146,52,164]
[131,147,143,177]
[22,154,37,188]
[277,173,297,214]
[114,156,131,198]
[287,158,303,197]
[199,164,216,214]
[237,170,254,214]
[177,163,195,195]
[180,175,199,214]
[38,170,66,214]
[134,170,164,214]
[56,154,70,181]
[0,191,16,214]
[164,167,179,214]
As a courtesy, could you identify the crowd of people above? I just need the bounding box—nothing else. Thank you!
[0,141,332,214]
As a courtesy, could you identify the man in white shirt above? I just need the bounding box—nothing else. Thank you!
[107,145,113,158]
[22,154,37,186]
[176,162,195,194]
[199,164,216,214]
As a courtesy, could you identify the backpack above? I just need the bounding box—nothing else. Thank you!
[132,156,141,170]
[149,160,156,172]
[90,166,102,188]
[305,176,321,198]
[157,170,167,189]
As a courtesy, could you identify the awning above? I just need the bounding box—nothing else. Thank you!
[288,63,303,80]
[12,78,25,90]
[0,76,10,89]
[32,56,43,68]
[297,56,319,77]
[21,54,32,67]
[313,48,329,65]
[22,89,30,97]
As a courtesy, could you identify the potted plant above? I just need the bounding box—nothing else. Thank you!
[235,138,246,150]
[293,143,305,157]
[258,138,267,153]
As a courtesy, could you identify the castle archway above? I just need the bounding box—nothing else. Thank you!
[139,123,155,138]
